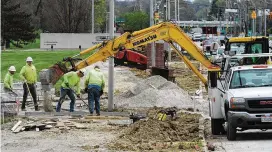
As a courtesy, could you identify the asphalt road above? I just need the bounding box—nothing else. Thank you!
[208,130,272,152]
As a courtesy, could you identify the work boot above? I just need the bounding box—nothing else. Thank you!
[96,113,100,116]
[35,106,39,111]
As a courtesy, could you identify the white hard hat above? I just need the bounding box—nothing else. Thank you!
[26,57,33,62]
[79,69,86,75]
[8,66,16,71]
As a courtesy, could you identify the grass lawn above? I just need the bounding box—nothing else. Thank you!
[1,50,90,81]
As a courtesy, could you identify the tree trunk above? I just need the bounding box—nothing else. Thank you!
[6,40,10,49]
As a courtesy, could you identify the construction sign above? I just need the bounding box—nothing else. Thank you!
[251,11,256,19]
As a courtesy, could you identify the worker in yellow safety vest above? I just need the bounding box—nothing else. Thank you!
[4,66,16,92]
[56,69,86,112]
[84,66,105,116]
[19,57,38,111]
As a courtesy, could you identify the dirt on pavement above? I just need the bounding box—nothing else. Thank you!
[108,108,202,151]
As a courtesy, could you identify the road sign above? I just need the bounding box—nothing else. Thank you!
[225,9,238,13]
[265,9,270,15]
[251,11,256,19]
[258,10,263,16]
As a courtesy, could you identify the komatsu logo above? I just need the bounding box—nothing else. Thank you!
[132,35,157,46]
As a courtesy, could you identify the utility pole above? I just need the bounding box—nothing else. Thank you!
[219,9,222,36]
[108,0,114,112]
[167,0,171,62]
[174,0,177,21]
[91,0,94,33]
[68,0,72,32]
[264,0,267,36]
[246,0,249,36]
[150,0,155,67]
[265,11,267,36]
[167,0,170,20]
[259,9,262,36]
[177,0,179,21]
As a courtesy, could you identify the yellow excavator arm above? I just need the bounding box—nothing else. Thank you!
[39,22,220,88]
[74,22,220,85]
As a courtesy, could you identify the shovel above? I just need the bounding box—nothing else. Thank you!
[67,87,90,109]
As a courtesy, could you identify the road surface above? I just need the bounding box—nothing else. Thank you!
[207,130,272,152]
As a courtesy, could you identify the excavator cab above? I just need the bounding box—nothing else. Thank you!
[225,37,269,65]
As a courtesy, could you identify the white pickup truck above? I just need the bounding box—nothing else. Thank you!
[208,54,272,140]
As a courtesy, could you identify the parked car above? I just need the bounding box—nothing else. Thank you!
[192,33,202,41]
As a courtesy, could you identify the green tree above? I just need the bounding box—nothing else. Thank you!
[122,11,149,31]
[193,0,210,20]
[1,0,36,48]
[94,0,107,33]
[215,0,226,8]
[208,0,219,20]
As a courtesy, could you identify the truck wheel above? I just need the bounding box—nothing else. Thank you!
[227,117,236,140]
[211,119,224,135]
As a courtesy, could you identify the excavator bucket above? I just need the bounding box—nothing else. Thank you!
[39,62,68,90]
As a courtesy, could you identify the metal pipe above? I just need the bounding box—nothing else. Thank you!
[108,0,114,112]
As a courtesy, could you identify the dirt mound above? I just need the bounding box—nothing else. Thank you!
[108,110,201,151]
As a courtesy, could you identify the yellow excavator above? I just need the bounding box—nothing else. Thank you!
[39,22,220,90]
[39,22,270,90]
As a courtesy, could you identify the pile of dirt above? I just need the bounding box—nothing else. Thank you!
[114,76,195,109]
[108,110,202,151]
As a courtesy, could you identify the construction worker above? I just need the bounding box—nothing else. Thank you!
[20,57,38,111]
[56,69,86,112]
[85,66,105,116]
[4,66,16,92]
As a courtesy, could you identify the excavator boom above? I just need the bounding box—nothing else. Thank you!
[74,22,220,85]
[40,22,220,89]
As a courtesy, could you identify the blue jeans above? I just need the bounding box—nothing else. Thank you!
[88,85,101,114]
[56,87,75,112]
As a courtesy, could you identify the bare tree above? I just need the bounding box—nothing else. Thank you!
[43,0,91,33]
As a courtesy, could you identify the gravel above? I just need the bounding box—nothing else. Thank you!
[114,75,197,109]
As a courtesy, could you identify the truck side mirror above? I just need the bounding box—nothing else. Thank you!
[209,71,217,88]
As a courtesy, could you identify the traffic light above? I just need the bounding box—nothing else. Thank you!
[219,9,223,17]
[251,11,256,19]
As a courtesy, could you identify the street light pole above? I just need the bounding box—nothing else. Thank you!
[264,0,267,36]
[177,0,179,21]
[150,0,155,67]
[167,0,171,62]
[108,0,114,112]
[174,0,177,21]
